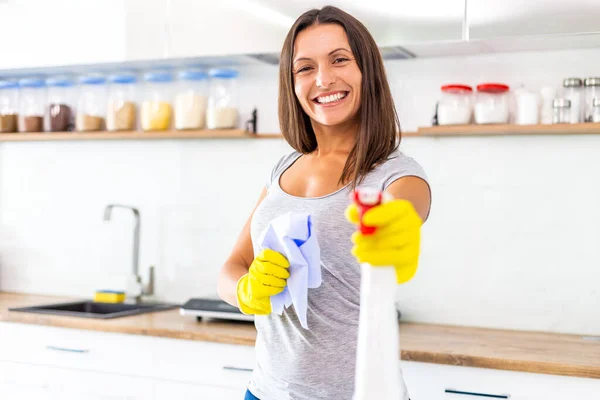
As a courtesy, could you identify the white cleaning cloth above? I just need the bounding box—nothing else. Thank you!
[257,211,322,329]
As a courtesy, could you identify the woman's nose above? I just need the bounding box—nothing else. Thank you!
[315,65,336,88]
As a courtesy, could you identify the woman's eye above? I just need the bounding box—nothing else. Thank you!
[333,57,350,64]
[296,66,312,74]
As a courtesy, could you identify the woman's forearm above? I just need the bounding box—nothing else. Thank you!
[217,260,250,307]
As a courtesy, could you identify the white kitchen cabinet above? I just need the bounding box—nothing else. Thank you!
[167,0,291,58]
[402,360,600,400]
[0,321,256,398]
[468,0,600,39]
[124,0,169,61]
[0,0,127,70]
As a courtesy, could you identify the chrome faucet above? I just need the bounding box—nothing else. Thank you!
[103,204,154,304]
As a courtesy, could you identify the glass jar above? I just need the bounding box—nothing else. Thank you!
[584,77,600,122]
[552,98,571,124]
[107,72,138,131]
[45,76,76,132]
[437,84,473,125]
[18,78,46,133]
[207,68,239,129]
[0,80,19,133]
[474,83,510,124]
[592,97,600,123]
[562,78,583,124]
[141,71,174,131]
[76,74,107,132]
[174,69,208,130]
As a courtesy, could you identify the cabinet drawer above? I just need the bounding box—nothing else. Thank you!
[154,380,247,400]
[0,360,155,400]
[151,335,256,389]
[0,322,156,377]
[402,361,600,400]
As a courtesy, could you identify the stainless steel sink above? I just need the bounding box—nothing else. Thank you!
[9,300,178,319]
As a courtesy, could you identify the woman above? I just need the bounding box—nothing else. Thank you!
[217,5,431,400]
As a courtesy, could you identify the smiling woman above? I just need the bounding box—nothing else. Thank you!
[217,5,431,400]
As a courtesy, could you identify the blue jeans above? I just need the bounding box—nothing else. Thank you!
[244,389,259,400]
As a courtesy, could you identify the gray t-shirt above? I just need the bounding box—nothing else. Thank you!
[248,148,430,400]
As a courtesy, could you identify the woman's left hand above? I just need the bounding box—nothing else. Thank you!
[345,198,423,283]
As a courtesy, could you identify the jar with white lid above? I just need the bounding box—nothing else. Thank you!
[207,68,239,129]
[45,75,76,132]
[584,77,600,122]
[107,73,138,131]
[474,83,510,124]
[18,78,46,133]
[562,77,583,124]
[141,70,174,131]
[175,69,208,130]
[76,74,107,132]
[0,80,19,133]
[437,84,473,125]
[552,98,571,124]
[592,97,600,123]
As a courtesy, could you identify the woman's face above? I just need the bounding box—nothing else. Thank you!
[292,23,362,128]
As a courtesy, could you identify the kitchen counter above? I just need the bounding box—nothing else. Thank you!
[1,292,599,379]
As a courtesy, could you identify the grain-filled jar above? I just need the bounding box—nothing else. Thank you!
[207,68,239,129]
[18,78,46,133]
[175,69,208,130]
[141,71,174,131]
[76,74,107,132]
[0,80,19,133]
[107,73,137,131]
[437,84,473,125]
[45,76,76,132]
[474,83,510,124]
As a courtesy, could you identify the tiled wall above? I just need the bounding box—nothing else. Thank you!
[1,47,599,335]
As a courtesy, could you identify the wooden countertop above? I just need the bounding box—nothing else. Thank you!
[1,292,599,379]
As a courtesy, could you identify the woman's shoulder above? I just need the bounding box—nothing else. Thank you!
[366,148,429,190]
[266,150,302,190]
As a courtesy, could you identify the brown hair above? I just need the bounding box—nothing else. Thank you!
[278,5,400,188]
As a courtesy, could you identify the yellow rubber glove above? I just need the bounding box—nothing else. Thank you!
[236,249,290,315]
[345,198,423,284]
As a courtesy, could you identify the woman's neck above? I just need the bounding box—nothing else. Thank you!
[311,119,358,156]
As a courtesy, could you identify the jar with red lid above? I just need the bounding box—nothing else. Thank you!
[437,84,473,125]
[474,83,510,124]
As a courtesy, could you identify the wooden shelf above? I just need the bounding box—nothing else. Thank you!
[0,129,272,142]
[418,122,600,137]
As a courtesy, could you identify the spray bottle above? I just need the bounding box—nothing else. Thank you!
[352,187,405,400]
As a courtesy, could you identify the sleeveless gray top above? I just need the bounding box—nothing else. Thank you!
[247,148,430,400]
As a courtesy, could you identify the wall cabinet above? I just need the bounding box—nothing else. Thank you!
[468,0,600,39]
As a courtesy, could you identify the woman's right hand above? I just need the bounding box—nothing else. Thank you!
[236,249,290,315]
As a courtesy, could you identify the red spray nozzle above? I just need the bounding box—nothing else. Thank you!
[352,188,382,235]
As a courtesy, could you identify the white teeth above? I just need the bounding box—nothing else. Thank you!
[317,92,347,104]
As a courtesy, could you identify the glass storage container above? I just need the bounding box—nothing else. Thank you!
[552,98,571,124]
[107,72,138,131]
[175,69,208,130]
[562,77,583,124]
[45,76,76,132]
[141,70,174,131]
[584,77,600,122]
[474,83,510,124]
[76,74,107,132]
[18,78,46,133]
[436,84,473,125]
[0,80,19,133]
[592,97,600,123]
[207,68,239,129]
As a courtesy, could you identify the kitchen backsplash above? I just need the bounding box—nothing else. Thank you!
[1,47,599,335]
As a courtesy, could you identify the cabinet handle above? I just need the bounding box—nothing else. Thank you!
[222,366,253,372]
[445,389,510,398]
[46,345,90,354]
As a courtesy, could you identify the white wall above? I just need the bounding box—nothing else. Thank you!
[1,47,600,336]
